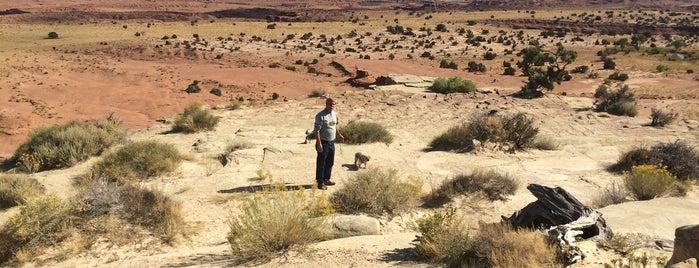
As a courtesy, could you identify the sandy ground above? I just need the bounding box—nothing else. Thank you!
[1,2,699,267]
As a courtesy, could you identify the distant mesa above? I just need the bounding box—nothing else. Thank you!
[0,9,29,16]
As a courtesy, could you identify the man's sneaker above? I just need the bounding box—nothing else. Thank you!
[324,180,336,186]
[317,182,327,190]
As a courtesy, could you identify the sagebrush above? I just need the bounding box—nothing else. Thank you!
[330,168,422,216]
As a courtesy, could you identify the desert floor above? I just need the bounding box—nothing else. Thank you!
[1,1,699,267]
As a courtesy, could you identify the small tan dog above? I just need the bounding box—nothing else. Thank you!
[354,152,370,169]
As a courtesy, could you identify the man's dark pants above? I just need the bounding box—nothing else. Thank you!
[316,140,335,184]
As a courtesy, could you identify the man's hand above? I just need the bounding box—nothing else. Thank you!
[337,135,345,143]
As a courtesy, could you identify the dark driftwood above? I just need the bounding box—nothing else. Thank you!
[502,184,612,264]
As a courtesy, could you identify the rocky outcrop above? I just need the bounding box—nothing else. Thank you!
[666,225,699,268]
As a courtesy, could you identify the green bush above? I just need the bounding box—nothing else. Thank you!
[613,141,698,181]
[413,212,559,267]
[424,169,518,207]
[595,85,637,117]
[330,168,422,216]
[11,120,123,172]
[172,102,220,133]
[0,195,74,265]
[650,108,675,127]
[0,174,45,209]
[624,165,677,200]
[86,141,183,184]
[502,113,539,150]
[341,120,394,145]
[428,77,477,94]
[227,186,331,263]
[608,72,629,81]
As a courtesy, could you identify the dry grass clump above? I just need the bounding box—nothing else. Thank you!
[612,140,699,182]
[413,210,560,267]
[226,185,333,264]
[172,102,220,133]
[0,174,45,209]
[429,112,539,152]
[330,168,422,216]
[591,181,630,208]
[0,195,75,265]
[341,120,394,145]
[649,108,676,127]
[624,164,678,201]
[10,120,123,173]
[424,169,519,208]
[83,141,183,184]
[119,184,186,244]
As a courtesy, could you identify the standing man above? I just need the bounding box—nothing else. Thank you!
[313,98,345,190]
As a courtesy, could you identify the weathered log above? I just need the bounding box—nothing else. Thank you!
[502,184,613,264]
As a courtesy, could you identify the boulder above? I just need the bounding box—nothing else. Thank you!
[666,225,699,268]
[319,214,381,239]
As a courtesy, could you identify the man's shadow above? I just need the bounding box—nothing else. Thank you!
[218,183,315,194]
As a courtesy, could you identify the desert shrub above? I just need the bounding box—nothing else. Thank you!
[0,195,75,265]
[341,120,394,145]
[227,186,331,263]
[502,113,539,150]
[209,88,222,96]
[624,164,677,200]
[656,64,670,72]
[47,32,58,39]
[86,141,183,184]
[308,88,327,97]
[120,185,185,244]
[225,139,254,153]
[439,59,458,69]
[0,174,45,209]
[613,141,699,182]
[428,77,477,94]
[424,169,518,207]
[330,168,422,216]
[608,72,629,81]
[11,120,122,172]
[429,112,539,152]
[595,85,637,117]
[571,65,589,73]
[414,214,559,267]
[172,102,220,133]
[413,208,473,265]
[184,80,201,93]
[228,99,244,110]
[598,232,647,256]
[531,136,560,150]
[467,61,487,73]
[591,181,630,208]
[649,108,675,127]
[428,123,474,153]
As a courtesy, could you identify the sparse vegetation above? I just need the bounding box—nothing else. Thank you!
[517,44,577,97]
[330,168,422,216]
[172,102,220,133]
[341,120,394,145]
